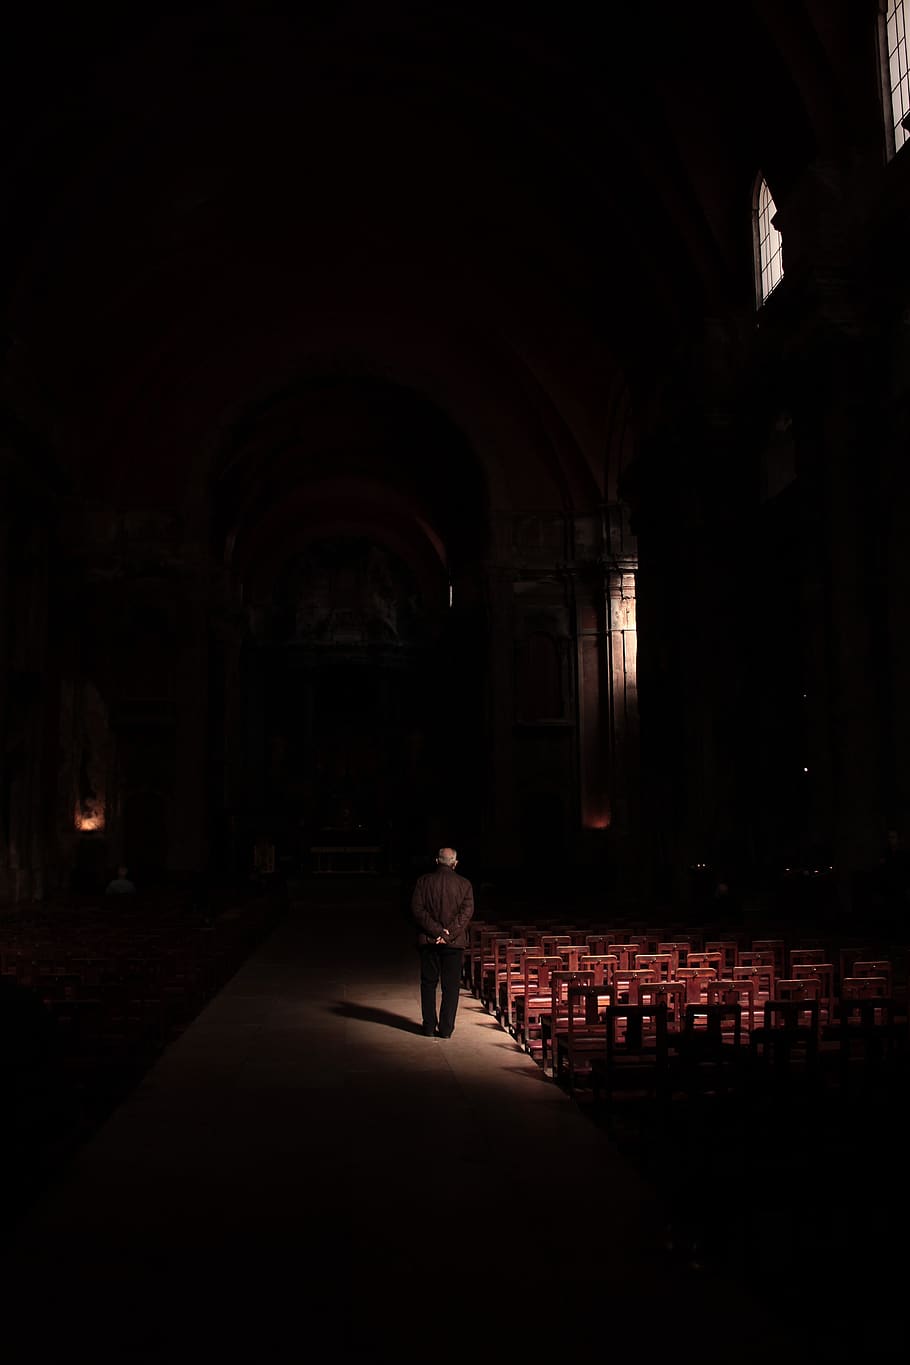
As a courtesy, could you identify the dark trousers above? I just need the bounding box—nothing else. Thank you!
[418,944,465,1035]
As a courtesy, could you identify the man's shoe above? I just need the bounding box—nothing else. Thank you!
[422,1027,436,1036]
[436,1030,452,1038]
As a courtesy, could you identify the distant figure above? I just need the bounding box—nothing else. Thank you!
[411,846,475,1038]
[105,865,136,895]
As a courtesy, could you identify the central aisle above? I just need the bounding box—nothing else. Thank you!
[3,881,813,1362]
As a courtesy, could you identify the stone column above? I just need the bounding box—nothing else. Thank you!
[777,160,891,895]
[0,492,10,901]
[792,333,887,890]
[170,595,209,873]
[9,522,51,901]
[605,564,640,848]
[484,557,519,871]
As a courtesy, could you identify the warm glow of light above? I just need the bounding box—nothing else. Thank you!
[75,802,105,832]
[585,813,611,830]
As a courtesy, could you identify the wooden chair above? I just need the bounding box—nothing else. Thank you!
[687,950,723,979]
[733,960,774,1013]
[464,920,493,990]
[791,961,835,1027]
[751,938,786,980]
[483,937,526,1019]
[707,978,756,1033]
[553,982,616,1094]
[676,966,718,1005]
[833,994,903,1083]
[750,998,821,1087]
[633,952,675,983]
[841,975,890,1003]
[557,943,594,970]
[614,967,660,1004]
[673,1002,744,1095]
[851,960,893,997]
[577,954,620,987]
[658,940,692,972]
[788,946,826,974]
[539,969,596,1075]
[838,944,882,991]
[635,980,687,1032]
[705,939,739,976]
[498,942,537,1031]
[606,943,637,971]
[589,1003,671,1124]
[475,931,512,1005]
[539,933,573,957]
[517,956,567,1057]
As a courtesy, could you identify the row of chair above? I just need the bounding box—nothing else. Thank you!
[1,890,284,1093]
[465,919,909,1117]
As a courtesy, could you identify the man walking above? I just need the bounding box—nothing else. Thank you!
[411,847,475,1037]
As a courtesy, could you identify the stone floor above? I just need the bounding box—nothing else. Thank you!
[1,878,903,1362]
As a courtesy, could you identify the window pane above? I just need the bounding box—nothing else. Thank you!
[755,177,783,305]
[886,1,909,153]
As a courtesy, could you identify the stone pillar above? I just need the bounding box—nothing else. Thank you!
[576,578,607,832]
[777,160,892,895]
[170,597,209,873]
[7,522,52,901]
[606,565,640,842]
[207,605,244,880]
[485,559,519,871]
[0,494,10,901]
[792,334,887,890]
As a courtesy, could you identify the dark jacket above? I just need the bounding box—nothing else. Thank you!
[411,864,475,948]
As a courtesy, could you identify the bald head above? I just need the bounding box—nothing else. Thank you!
[437,847,458,867]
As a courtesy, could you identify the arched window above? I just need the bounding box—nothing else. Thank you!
[880,1,909,156]
[753,174,784,307]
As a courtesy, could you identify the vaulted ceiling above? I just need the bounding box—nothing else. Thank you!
[0,1,882,576]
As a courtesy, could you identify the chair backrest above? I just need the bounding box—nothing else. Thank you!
[791,961,835,1016]
[558,943,593,970]
[712,976,756,1031]
[495,938,527,970]
[705,939,739,975]
[841,975,890,1000]
[676,965,718,1004]
[604,1002,670,1058]
[684,1001,743,1048]
[735,955,775,1001]
[539,933,573,956]
[838,945,880,988]
[851,960,893,993]
[633,952,675,981]
[606,944,637,971]
[584,934,615,955]
[658,941,692,970]
[578,954,620,986]
[550,969,597,1014]
[503,944,543,1020]
[774,977,820,1003]
[788,946,826,972]
[636,979,687,1029]
[751,938,786,978]
[566,982,615,1029]
[522,955,567,995]
[688,950,722,976]
[761,997,820,1037]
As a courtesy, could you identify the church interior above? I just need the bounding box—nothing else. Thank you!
[2,2,909,1359]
